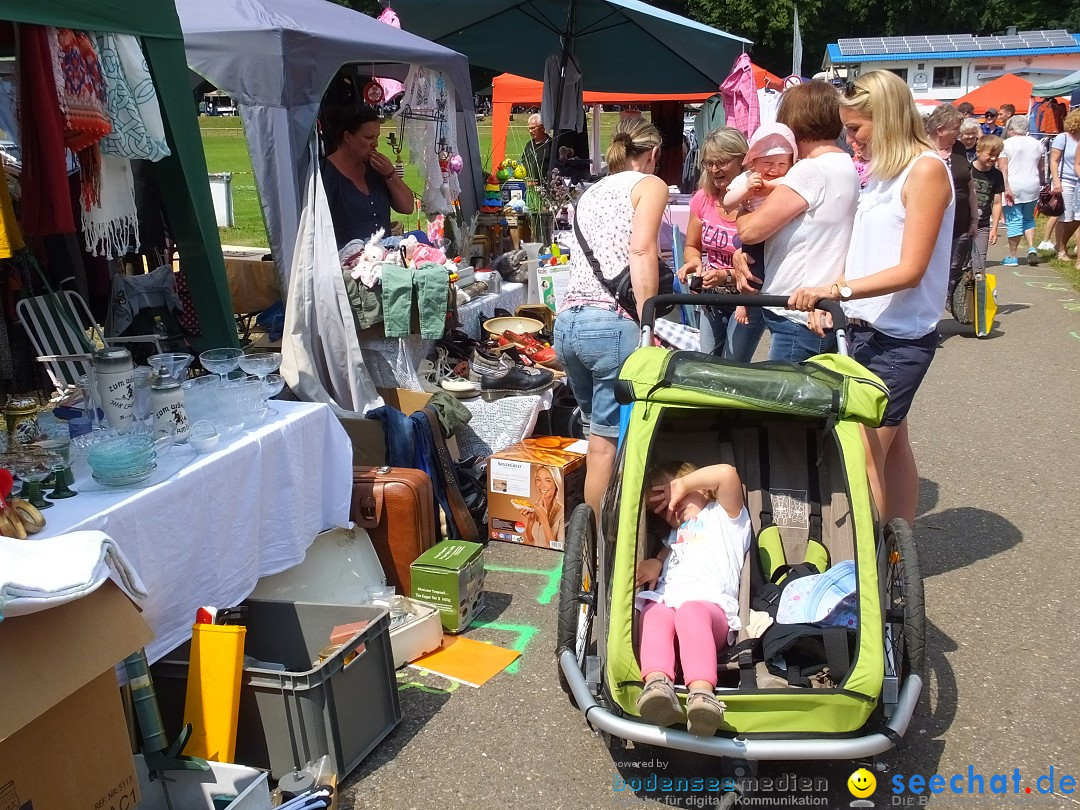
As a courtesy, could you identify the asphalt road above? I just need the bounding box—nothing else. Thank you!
[340,243,1080,810]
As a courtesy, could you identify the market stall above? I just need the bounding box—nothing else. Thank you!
[0,2,237,350]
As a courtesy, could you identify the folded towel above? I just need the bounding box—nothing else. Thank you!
[0,530,148,618]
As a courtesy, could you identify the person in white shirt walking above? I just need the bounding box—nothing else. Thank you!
[997,116,1045,266]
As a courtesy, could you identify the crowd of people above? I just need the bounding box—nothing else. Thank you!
[556,70,1042,529]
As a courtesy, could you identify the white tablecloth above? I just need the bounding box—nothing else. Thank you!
[37,400,353,663]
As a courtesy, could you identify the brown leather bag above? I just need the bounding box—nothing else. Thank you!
[351,465,437,594]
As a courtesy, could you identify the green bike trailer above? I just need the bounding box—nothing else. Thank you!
[557,296,924,765]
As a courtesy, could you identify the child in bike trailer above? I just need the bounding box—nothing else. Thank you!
[634,461,751,737]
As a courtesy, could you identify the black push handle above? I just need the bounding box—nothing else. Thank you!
[640,294,848,331]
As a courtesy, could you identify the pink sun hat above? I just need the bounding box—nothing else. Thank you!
[743,122,798,166]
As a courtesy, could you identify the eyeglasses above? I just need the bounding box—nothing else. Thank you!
[703,156,740,170]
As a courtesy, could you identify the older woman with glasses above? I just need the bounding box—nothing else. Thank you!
[675,127,764,360]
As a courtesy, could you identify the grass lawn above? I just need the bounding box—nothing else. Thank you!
[1033,214,1079,291]
[198,112,623,248]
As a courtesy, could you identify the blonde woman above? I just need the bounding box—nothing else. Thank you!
[555,117,667,517]
[675,127,764,360]
[519,466,564,546]
[789,70,954,526]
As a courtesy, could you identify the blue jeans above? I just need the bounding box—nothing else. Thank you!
[553,306,638,439]
[763,309,836,363]
[698,301,766,362]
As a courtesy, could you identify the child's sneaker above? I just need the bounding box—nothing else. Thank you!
[636,674,683,727]
[1027,248,1039,266]
[686,689,727,737]
[1001,256,1019,266]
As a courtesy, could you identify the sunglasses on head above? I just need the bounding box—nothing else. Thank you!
[842,80,866,99]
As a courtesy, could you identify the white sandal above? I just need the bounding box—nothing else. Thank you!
[419,349,479,399]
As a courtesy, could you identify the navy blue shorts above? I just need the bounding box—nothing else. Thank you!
[850,324,938,426]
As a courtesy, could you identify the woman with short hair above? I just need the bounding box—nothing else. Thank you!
[925,104,977,302]
[998,116,1045,266]
[788,70,954,526]
[733,81,861,363]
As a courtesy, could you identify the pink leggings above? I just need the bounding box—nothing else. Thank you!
[639,600,730,688]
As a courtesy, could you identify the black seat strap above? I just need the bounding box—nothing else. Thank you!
[758,429,773,527]
[806,431,823,542]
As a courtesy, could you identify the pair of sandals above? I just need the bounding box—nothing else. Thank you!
[636,674,727,737]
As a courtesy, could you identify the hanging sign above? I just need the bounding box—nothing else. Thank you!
[363,80,385,106]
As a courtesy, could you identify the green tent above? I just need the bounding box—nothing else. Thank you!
[0,0,237,349]
[1032,69,1080,98]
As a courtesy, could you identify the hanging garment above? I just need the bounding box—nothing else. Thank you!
[398,66,459,215]
[81,153,139,259]
[757,88,781,127]
[720,53,759,138]
[0,176,25,259]
[541,52,584,133]
[95,33,170,162]
[374,9,405,102]
[693,93,726,147]
[17,24,75,236]
[53,28,112,210]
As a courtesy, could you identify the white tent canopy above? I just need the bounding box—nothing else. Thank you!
[177,0,483,293]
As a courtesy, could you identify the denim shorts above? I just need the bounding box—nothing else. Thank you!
[850,324,938,426]
[553,306,638,439]
[1003,200,1036,237]
[763,309,836,364]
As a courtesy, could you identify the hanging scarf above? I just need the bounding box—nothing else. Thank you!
[17,24,75,235]
[95,33,170,162]
[53,28,112,210]
[0,175,25,259]
[81,153,139,259]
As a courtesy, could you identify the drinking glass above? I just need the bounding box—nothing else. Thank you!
[12,453,60,510]
[35,439,75,499]
[239,352,283,416]
[199,348,244,382]
[261,373,285,418]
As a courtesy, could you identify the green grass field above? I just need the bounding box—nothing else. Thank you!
[199,112,622,247]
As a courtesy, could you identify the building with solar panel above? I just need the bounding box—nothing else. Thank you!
[823,29,1080,102]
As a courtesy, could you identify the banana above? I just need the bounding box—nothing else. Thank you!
[0,505,27,539]
[11,498,45,534]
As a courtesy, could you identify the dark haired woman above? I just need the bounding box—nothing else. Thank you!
[324,107,414,247]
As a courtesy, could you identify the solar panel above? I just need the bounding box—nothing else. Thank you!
[863,41,887,54]
[1045,30,1076,46]
[834,28,1077,59]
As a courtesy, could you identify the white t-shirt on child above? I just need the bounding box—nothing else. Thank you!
[636,501,752,631]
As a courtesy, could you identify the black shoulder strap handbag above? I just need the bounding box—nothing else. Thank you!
[572,190,674,321]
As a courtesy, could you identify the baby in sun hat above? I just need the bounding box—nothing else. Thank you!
[722,122,798,325]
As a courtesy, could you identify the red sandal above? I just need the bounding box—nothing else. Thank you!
[499,330,559,366]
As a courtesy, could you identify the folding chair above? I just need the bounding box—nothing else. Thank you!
[670,224,699,328]
[16,290,163,392]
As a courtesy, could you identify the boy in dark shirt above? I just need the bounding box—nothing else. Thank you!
[969,135,1005,275]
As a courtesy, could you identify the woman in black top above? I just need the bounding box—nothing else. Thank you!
[323,107,414,248]
[926,105,977,292]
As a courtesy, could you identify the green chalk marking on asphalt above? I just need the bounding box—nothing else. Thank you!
[396,670,459,693]
[470,619,540,674]
[1025,280,1072,291]
[1070,331,1080,341]
[485,561,563,604]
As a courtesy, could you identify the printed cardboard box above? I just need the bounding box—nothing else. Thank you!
[487,437,586,551]
[410,540,486,633]
[0,581,154,810]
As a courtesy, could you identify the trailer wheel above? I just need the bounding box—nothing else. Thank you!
[883,519,926,684]
[557,504,597,706]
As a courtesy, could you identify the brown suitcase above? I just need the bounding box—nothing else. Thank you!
[351,465,437,595]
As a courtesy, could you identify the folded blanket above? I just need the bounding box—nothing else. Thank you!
[0,530,148,618]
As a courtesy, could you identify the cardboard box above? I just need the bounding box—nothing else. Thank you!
[0,581,153,810]
[410,541,486,633]
[487,437,587,551]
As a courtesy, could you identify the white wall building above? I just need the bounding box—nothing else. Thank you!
[822,30,1080,101]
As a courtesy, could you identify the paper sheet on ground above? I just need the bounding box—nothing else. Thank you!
[409,635,520,687]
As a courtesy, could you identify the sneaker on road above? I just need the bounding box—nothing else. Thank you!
[1001,256,1019,266]
[1027,249,1039,266]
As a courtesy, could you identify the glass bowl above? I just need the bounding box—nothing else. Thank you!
[238,351,282,379]
[188,420,220,453]
[199,348,244,379]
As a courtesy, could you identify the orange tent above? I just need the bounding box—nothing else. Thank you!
[490,65,784,168]
[954,73,1051,115]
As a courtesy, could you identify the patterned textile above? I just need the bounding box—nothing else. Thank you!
[374,9,405,102]
[53,28,111,210]
[719,53,759,139]
[397,66,459,215]
[95,33,170,162]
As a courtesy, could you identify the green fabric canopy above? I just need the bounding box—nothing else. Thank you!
[1032,70,1080,98]
[0,0,237,349]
